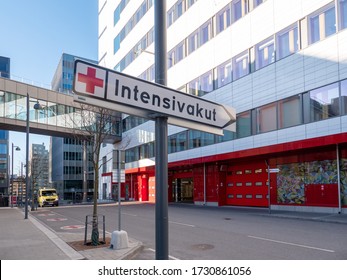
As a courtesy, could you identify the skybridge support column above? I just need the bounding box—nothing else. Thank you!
[154,0,168,260]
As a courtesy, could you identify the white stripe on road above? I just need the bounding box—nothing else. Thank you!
[147,248,180,260]
[122,212,138,217]
[169,221,196,227]
[248,235,335,253]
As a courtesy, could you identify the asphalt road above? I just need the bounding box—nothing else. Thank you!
[31,202,347,260]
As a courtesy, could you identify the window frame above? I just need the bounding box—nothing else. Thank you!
[308,2,336,45]
[276,23,299,60]
[255,36,275,70]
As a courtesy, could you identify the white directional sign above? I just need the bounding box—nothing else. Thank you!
[73,60,236,135]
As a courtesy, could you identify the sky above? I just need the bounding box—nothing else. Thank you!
[0,0,99,174]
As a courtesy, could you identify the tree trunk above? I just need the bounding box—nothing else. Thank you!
[91,148,100,246]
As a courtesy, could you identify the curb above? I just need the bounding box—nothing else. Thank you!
[120,243,144,260]
[28,212,85,260]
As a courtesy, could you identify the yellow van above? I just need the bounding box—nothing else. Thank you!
[37,188,59,207]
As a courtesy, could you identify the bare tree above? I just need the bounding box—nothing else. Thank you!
[70,103,121,245]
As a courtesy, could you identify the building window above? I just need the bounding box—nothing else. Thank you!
[187,0,197,8]
[114,35,120,54]
[236,111,251,138]
[216,60,232,88]
[341,79,347,115]
[168,49,175,68]
[169,40,186,68]
[168,131,188,153]
[278,95,302,129]
[139,144,148,159]
[188,71,213,97]
[200,19,212,47]
[277,24,299,60]
[189,130,201,148]
[167,6,175,27]
[253,0,265,9]
[339,0,347,30]
[199,70,213,96]
[256,37,275,70]
[188,77,199,96]
[216,4,231,34]
[176,0,185,18]
[307,82,340,122]
[102,156,107,174]
[114,6,121,26]
[232,0,248,22]
[233,50,249,80]
[309,3,336,44]
[175,40,185,63]
[188,30,199,54]
[0,144,7,154]
[254,102,277,133]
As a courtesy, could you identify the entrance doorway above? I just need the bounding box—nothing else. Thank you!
[173,178,194,203]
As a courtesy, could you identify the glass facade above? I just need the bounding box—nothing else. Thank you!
[125,79,347,163]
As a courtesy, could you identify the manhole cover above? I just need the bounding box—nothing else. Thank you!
[191,244,214,251]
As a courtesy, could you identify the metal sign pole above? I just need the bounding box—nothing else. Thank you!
[118,150,121,231]
[154,0,168,260]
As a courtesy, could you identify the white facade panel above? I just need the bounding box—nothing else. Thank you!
[100,0,347,171]
[275,54,305,99]
[277,126,307,144]
[338,30,347,80]
[251,64,277,107]
[302,36,340,91]
[231,75,253,112]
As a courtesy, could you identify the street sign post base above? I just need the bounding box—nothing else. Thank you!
[110,230,129,250]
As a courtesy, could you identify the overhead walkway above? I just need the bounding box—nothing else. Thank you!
[0,77,121,141]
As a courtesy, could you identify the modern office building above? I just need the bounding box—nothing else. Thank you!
[0,130,9,196]
[0,56,10,79]
[0,56,10,198]
[30,143,49,191]
[51,53,97,201]
[98,0,347,213]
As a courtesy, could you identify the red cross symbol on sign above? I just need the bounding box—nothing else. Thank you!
[77,67,104,94]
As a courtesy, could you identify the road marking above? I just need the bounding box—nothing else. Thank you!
[169,221,195,227]
[147,248,180,260]
[60,225,85,230]
[47,218,67,222]
[248,235,335,253]
[123,212,138,217]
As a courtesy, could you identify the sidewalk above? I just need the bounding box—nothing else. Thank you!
[1,206,346,260]
[0,207,142,260]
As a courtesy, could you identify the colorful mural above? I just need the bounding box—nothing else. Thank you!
[277,163,305,204]
[341,159,347,206]
[277,160,338,205]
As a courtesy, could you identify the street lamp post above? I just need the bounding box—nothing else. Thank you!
[24,94,43,219]
[11,143,21,208]
[24,93,30,219]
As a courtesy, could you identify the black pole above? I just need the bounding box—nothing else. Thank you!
[154,0,168,260]
[25,93,29,219]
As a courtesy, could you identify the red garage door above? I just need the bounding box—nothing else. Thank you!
[226,163,269,207]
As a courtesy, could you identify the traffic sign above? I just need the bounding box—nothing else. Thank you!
[73,60,236,135]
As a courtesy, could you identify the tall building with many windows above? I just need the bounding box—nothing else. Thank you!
[0,56,10,199]
[0,56,10,79]
[98,0,347,212]
[30,143,49,191]
[51,53,97,201]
